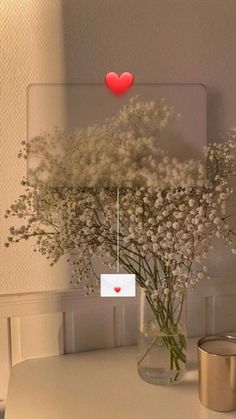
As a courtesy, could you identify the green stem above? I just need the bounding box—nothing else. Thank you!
[138,292,186,373]
[138,333,160,367]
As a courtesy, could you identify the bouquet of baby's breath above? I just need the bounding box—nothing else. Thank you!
[5,98,236,380]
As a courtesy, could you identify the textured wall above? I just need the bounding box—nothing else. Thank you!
[1,0,236,293]
[1,1,69,293]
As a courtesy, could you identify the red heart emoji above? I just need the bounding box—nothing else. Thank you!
[114,287,121,293]
[105,72,134,96]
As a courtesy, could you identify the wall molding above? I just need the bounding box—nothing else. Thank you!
[0,277,236,400]
[0,288,137,317]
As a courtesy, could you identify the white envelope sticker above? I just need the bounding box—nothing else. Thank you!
[100,274,136,297]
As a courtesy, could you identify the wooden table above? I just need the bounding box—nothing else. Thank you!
[5,338,235,419]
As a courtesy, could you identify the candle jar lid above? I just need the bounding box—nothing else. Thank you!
[198,335,236,357]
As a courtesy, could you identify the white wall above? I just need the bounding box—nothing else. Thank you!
[1,0,236,292]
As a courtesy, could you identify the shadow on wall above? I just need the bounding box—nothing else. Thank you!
[207,88,224,140]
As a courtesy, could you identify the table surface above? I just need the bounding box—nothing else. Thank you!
[5,337,236,419]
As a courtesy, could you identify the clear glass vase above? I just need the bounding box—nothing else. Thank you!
[137,287,187,385]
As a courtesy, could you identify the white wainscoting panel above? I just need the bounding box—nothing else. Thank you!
[0,319,11,402]
[63,311,76,354]
[73,304,115,352]
[19,313,64,360]
[1,278,236,400]
[186,296,206,337]
[214,294,236,333]
[10,318,22,367]
[123,304,138,346]
[187,276,236,336]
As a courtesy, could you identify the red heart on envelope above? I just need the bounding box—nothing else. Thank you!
[114,287,121,293]
[105,72,134,96]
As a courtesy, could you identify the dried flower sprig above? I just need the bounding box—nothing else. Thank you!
[5,100,236,375]
[5,100,236,302]
[25,97,175,189]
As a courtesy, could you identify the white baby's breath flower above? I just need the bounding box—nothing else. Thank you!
[4,99,236,299]
[189,199,195,207]
[173,222,180,230]
[197,224,204,233]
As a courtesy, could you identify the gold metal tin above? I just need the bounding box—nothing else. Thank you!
[198,335,236,412]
